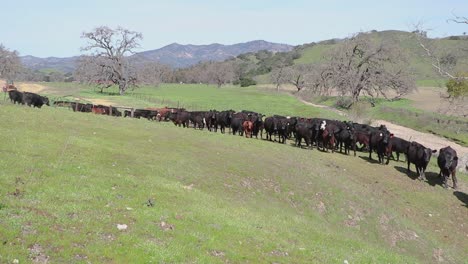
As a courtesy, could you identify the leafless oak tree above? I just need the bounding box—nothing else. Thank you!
[0,44,22,81]
[79,26,142,95]
[270,56,291,92]
[205,61,235,88]
[414,14,468,117]
[136,62,172,86]
[311,32,416,108]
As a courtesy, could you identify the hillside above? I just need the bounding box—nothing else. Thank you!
[20,40,293,72]
[293,30,468,82]
[133,40,294,68]
[20,55,79,73]
[0,85,467,263]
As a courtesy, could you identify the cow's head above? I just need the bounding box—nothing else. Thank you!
[423,148,437,164]
[43,97,50,106]
[210,110,217,120]
[379,129,391,145]
[439,149,458,170]
[279,119,287,130]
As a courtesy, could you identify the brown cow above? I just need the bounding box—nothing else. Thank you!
[92,105,109,115]
[242,120,253,138]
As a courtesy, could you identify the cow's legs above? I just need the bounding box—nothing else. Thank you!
[452,171,458,190]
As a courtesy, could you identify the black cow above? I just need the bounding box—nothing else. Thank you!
[8,90,24,104]
[215,110,234,133]
[231,112,248,136]
[263,116,290,142]
[124,109,157,120]
[369,125,391,164]
[334,121,355,155]
[204,110,218,131]
[295,121,314,149]
[407,141,437,181]
[168,111,190,127]
[189,111,206,129]
[110,106,122,117]
[70,102,93,112]
[263,116,279,141]
[250,114,264,139]
[437,146,458,189]
[276,118,289,144]
[22,92,50,108]
[385,137,410,164]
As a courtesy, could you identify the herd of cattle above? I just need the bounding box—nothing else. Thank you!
[7,90,460,190]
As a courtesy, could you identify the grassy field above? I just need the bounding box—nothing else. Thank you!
[42,82,342,119]
[0,101,466,263]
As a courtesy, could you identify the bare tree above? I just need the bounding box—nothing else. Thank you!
[311,32,416,108]
[79,26,142,95]
[282,64,317,92]
[414,14,468,117]
[205,61,235,88]
[0,44,22,81]
[136,62,172,86]
[270,56,291,92]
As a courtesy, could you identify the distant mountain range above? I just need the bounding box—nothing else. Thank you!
[20,40,294,72]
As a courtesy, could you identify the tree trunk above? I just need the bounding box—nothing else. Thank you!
[119,82,126,95]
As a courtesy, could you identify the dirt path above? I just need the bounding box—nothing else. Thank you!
[298,98,468,157]
[14,82,48,93]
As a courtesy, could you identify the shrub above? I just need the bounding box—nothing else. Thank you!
[335,96,353,109]
[446,77,468,98]
[239,77,256,87]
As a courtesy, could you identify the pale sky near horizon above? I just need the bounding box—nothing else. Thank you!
[2,0,467,57]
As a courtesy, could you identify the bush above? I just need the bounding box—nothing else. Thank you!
[446,77,468,98]
[335,96,353,109]
[239,77,257,87]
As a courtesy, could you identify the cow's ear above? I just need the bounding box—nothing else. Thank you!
[453,156,458,160]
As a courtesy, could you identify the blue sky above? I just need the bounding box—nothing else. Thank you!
[2,0,467,57]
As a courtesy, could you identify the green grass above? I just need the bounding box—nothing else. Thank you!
[0,102,466,263]
[42,82,342,119]
[294,44,331,65]
[415,79,447,87]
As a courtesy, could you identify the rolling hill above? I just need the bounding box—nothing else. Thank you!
[293,30,468,82]
[20,40,294,72]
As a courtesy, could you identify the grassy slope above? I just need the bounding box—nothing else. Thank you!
[0,102,467,263]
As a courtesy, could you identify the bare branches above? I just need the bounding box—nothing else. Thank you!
[79,26,142,95]
[415,33,460,80]
[448,13,468,24]
[308,32,415,107]
[136,62,172,86]
[0,44,22,80]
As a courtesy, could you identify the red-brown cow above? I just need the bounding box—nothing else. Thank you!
[242,120,253,138]
[92,105,109,115]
